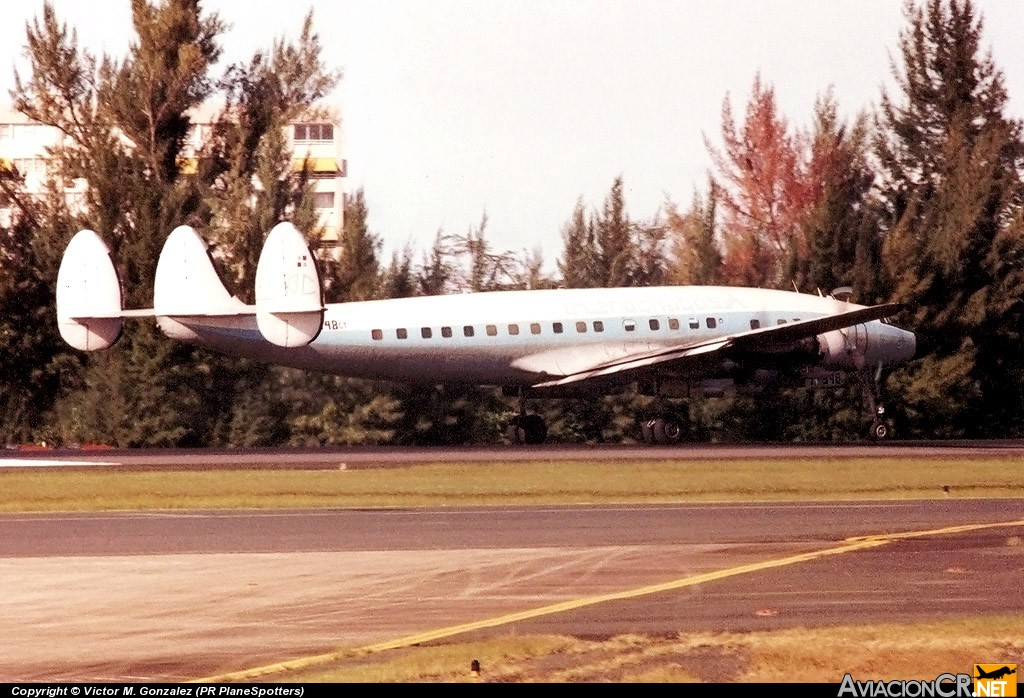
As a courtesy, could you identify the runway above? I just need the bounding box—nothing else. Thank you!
[2,496,1023,682]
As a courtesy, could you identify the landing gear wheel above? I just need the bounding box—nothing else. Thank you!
[506,414,547,445]
[870,420,888,440]
[651,414,684,445]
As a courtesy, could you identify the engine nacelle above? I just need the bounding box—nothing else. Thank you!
[817,327,867,370]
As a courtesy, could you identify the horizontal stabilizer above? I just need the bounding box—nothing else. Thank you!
[254,222,324,348]
[56,230,123,351]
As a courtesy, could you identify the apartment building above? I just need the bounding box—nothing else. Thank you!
[0,102,346,244]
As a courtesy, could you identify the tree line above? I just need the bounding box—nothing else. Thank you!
[2,0,1023,446]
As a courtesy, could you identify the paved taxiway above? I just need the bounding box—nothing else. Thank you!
[2,490,1023,682]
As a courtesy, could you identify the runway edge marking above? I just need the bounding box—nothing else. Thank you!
[194,517,1024,683]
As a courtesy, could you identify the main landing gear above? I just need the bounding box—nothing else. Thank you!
[505,388,548,444]
[506,413,548,445]
[640,413,685,445]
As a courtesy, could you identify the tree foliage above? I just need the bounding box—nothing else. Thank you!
[6,0,1024,446]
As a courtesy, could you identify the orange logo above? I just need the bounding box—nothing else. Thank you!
[974,665,1017,697]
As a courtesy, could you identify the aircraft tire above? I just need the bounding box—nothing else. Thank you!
[521,414,548,445]
[652,416,684,445]
[870,420,888,440]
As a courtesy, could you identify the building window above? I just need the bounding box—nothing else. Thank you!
[441,326,453,338]
[486,324,497,336]
[421,327,432,339]
[593,320,604,332]
[313,192,335,209]
[464,325,475,337]
[508,323,520,335]
[371,329,383,340]
[649,319,660,331]
[396,328,408,339]
[294,123,334,141]
[553,322,563,334]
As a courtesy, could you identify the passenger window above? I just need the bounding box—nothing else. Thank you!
[486,324,497,336]
[553,322,564,334]
[706,318,717,329]
[371,329,383,340]
[624,320,636,332]
[441,326,453,338]
[464,325,475,337]
[777,319,787,325]
[750,319,760,330]
[576,321,587,333]
[396,328,408,339]
[649,318,660,331]
[530,322,542,335]
[668,318,680,330]
[593,320,604,332]
[689,318,699,329]
[508,323,520,336]
[421,327,432,339]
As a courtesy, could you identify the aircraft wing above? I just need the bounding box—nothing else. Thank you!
[531,302,903,389]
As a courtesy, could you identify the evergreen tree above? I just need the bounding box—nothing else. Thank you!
[593,176,634,287]
[322,188,381,302]
[666,180,723,286]
[12,1,341,445]
[875,0,1024,436]
[557,198,598,288]
[796,93,880,299]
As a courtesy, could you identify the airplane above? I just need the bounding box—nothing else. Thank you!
[55,222,916,445]
[976,666,1016,681]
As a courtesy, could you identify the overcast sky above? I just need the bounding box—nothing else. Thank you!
[4,1,1024,267]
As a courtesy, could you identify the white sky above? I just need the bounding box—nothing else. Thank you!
[4,1,1024,268]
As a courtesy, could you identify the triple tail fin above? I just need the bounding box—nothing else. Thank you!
[56,222,324,351]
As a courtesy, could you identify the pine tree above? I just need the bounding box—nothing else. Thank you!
[557,198,598,288]
[666,180,723,286]
[875,0,1024,436]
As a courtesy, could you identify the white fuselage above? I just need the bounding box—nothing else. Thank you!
[161,286,916,386]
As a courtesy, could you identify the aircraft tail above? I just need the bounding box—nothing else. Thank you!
[254,222,324,348]
[56,230,126,351]
[56,222,324,351]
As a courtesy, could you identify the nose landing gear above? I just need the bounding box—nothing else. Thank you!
[860,365,891,440]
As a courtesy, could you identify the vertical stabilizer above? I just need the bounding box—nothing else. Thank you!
[154,225,241,315]
[56,230,124,351]
[154,225,249,340]
[254,222,324,347]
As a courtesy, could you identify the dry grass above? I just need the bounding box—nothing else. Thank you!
[273,616,1024,683]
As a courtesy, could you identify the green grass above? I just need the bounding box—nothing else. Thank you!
[2,456,1023,512]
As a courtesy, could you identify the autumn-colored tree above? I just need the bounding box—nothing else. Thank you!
[708,74,815,288]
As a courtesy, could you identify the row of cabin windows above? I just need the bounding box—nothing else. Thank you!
[368,316,734,341]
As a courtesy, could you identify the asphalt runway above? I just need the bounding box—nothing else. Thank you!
[2,461,1023,683]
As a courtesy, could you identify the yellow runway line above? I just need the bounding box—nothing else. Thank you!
[195,517,1024,683]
